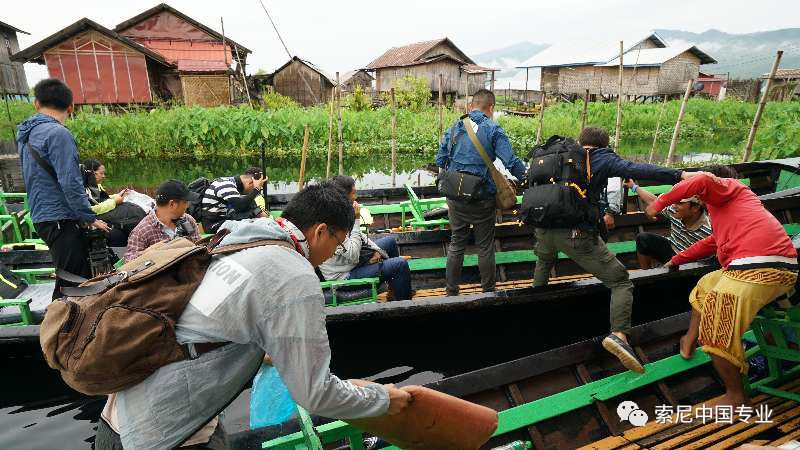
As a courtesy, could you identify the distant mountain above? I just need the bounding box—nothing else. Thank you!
[472,28,800,85]
[655,28,800,78]
[472,42,550,80]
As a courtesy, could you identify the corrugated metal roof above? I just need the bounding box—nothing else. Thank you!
[0,20,29,35]
[365,37,475,69]
[596,45,717,67]
[177,59,230,72]
[766,68,800,79]
[516,31,668,68]
[462,64,496,74]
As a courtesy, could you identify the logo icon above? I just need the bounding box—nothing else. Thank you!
[617,401,649,427]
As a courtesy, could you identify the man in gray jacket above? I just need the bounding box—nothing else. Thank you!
[96,184,411,449]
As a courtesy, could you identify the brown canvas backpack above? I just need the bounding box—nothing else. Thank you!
[39,234,291,396]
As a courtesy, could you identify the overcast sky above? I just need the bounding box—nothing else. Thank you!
[5,0,799,85]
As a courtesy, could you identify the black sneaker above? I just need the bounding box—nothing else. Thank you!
[602,334,645,373]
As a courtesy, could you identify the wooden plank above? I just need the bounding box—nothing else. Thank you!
[506,383,547,449]
[768,427,800,446]
[704,404,800,450]
[582,380,800,450]
[652,400,799,450]
[577,364,624,436]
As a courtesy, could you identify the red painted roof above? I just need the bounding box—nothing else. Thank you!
[177,59,230,72]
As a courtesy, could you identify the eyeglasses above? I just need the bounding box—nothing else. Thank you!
[330,230,346,253]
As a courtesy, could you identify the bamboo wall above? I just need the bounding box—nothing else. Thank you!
[180,75,230,106]
[272,60,333,106]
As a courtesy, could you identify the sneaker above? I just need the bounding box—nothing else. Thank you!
[602,334,645,374]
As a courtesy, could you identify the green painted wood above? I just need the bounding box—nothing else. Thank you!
[0,298,33,326]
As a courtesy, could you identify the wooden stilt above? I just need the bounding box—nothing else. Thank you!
[580,88,589,134]
[535,95,546,145]
[326,90,334,178]
[390,87,397,187]
[743,50,783,162]
[648,97,668,164]
[667,79,693,165]
[336,72,344,175]
[298,124,309,190]
[438,74,444,145]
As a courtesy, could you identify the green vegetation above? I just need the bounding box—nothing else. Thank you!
[380,75,432,111]
[1,98,798,162]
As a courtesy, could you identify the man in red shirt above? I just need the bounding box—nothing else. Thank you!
[646,165,798,407]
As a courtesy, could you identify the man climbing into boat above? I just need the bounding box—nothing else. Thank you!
[96,184,411,449]
[528,127,699,373]
[436,89,527,296]
[646,165,798,407]
[321,175,413,300]
[624,178,712,268]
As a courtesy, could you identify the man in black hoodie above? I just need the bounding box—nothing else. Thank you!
[200,167,268,233]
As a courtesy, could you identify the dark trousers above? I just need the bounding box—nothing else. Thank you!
[635,232,676,265]
[445,197,497,295]
[348,236,412,300]
[34,220,90,299]
[95,418,229,450]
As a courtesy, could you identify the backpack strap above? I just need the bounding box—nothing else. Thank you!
[23,130,60,184]
[209,239,293,255]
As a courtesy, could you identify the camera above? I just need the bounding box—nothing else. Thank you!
[174,216,196,238]
[85,228,114,276]
[252,171,263,181]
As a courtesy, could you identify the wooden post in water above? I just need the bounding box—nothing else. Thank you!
[535,95,546,145]
[298,124,309,190]
[326,90,334,178]
[614,41,623,149]
[667,79,694,165]
[743,50,783,162]
[524,68,529,103]
[336,72,344,175]
[438,74,444,145]
[580,88,589,134]
[490,70,495,92]
[648,97,668,164]
[390,88,397,187]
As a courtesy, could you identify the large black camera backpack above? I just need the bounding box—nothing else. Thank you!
[520,136,593,228]
[186,177,211,223]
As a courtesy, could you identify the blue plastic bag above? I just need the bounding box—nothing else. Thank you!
[249,363,297,429]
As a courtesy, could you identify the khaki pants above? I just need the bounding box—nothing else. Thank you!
[533,227,634,333]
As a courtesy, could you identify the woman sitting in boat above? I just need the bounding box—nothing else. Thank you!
[81,159,146,247]
[320,176,413,301]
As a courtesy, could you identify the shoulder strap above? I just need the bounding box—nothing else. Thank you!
[463,117,497,171]
[209,239,293,255]
[23,131,59,184]
[444,122,462,170]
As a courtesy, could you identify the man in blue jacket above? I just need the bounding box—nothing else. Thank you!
[532,127,697,374]
[436,89,527,295]
[17,79,109,299]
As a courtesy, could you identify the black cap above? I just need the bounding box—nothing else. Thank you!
[156,179,199,203]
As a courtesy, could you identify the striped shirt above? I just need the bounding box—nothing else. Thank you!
[201,177,240,221]
[660,205,712,253]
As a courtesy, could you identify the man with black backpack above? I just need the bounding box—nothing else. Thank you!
[17,79,110,299]
[523,127,698,373]
[435,89,527,295]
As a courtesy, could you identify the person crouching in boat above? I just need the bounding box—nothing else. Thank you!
[81,158,146,247]
[645,165,798,407]
[624,178,713,268]
[320,176,413,301]
[95,184,412,449]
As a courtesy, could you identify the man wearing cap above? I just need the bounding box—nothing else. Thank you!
[625,179,712,268]
[125,180,200,262]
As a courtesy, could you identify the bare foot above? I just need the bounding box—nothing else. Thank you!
[680,334,697,360]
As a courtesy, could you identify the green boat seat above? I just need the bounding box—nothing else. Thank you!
[321,277,380,306]
[0,298,34,327]
[747,305,800,402]
[11,267,55,285]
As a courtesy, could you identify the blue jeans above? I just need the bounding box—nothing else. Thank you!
[347,236,412,300]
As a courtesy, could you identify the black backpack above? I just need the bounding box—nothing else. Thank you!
[520,136,594,228]
[186,177,211,222]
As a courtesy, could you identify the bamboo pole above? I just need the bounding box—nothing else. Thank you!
[233,44,252,107]
[438,74,444,145]
[220,17,227,66]
[743,50,783,162]
[580,88,589,134]
[390,88,397,187]
[524,68,529,103]
[336,72,344,175]
[614,41,623,149]
[667,79,694,165]
[298,124,309,190]
[490,70,495,92]
[648,97,668,164]
[535,95,546,145]
[325,90,334,178]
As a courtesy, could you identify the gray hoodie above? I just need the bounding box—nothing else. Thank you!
[115,218,389,449]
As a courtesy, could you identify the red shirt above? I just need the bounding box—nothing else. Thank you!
[651,174,797,269]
